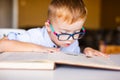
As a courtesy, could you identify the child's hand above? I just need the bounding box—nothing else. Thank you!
[83,47,109,58]
[1,37,8,40]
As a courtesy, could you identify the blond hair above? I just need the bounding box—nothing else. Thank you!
[48,0,87,24]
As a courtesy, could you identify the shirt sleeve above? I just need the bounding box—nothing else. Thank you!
[7,28,44,44]
[7,31,31,42]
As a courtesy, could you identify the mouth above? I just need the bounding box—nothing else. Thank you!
[64,43,71,47]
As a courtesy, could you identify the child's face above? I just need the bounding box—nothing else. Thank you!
[46,18,85,47]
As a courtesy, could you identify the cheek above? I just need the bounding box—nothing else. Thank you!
[50,33,59,42]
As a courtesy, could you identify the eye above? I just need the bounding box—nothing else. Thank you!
[60,32,68,35]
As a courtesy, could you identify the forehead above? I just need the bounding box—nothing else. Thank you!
[52,18,85,31]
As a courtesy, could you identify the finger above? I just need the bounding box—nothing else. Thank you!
[84,47,95,57]
[89,49,109,58]
[47,48,60,53]
[84,50,94,58]
[96,51,109,58]
[1,37,8,40]
[84,47,109,58]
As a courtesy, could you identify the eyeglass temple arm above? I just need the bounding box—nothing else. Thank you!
[82,27,86,33]
[50,24,58,35]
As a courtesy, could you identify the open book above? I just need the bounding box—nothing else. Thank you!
[0,52,120,70]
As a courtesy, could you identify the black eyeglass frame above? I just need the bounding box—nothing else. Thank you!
[50,24,86,41]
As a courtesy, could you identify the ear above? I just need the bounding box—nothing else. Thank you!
[45,21,51,32]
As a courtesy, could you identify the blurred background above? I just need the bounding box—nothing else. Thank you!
[0,0,120,53]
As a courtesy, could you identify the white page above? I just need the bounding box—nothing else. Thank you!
[0,52,49,61]
[0,52,120,70]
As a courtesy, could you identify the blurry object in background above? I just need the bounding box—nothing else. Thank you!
[0,28,25,39]
[99,26,120,54]
[79,30,100,52]
[18,0,51,28]
[116,26,120,45]
[79,28,120,54]
[101,0,120,29]
[99,40,106,53]
[105,45,120,54]
[99,43,120,54]
[0,0,13,28]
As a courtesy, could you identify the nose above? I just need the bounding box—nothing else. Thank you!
[68,36,74,40]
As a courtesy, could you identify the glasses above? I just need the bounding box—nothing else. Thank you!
[50,24,86,41]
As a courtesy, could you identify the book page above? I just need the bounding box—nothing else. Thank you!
[0,52,120,70]
[0,52,49,61]
[43,52,120,69]
[0,52,55,70]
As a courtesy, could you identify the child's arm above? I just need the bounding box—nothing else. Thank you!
[0,37,59,53]
[83,47,109,58]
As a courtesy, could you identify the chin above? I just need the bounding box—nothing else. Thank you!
[61,45,67,47]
